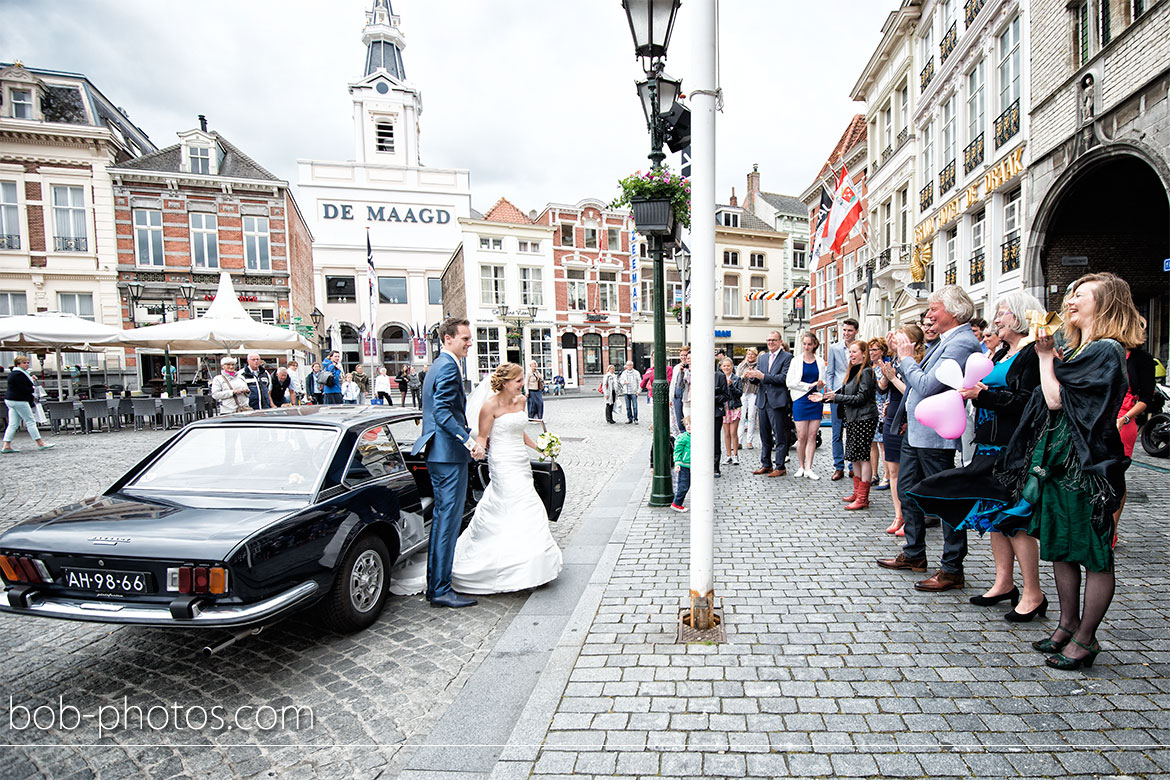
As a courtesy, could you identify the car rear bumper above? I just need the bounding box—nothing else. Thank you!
[0,580,319,628]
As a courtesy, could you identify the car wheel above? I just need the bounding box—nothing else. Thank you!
[321,534,389,633]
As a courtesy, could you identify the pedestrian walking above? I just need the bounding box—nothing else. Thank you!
[526,361,545,421]
[407,366,422,407]
[668,347,691,433]
[671,415,692,512]
[2,355,55,453]
[211,356,252,414]
[618,360,641,424]
[397,365,410,406]
[374,367,394,405]
[787,332,825,479]
[320,352,344,405]
[825,318,859,480]
[720,357,742,466]
[598,364,619,424]
[737,347,760,449]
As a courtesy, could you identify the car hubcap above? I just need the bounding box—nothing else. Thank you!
[349,550,384,613]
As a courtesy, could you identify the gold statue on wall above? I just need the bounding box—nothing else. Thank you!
[910,243,931,283]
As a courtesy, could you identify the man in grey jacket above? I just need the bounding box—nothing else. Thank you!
[877,286,983,592]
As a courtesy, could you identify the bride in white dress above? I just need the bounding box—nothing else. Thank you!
[391,363,562,596]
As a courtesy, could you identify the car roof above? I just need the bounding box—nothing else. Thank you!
[190,405,421,432]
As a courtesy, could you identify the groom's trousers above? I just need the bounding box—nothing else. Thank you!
[426,460,469,600]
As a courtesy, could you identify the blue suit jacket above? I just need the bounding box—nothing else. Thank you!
[896,324,984,449]
[755,349,793,409]
[411,352,472,463]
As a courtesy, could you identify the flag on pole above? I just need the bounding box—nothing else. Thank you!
[366,230,377,356]
[824,166,864,256]
[809,186,833,263]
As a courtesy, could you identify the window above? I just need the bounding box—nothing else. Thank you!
[883,104,893,150]
[899,85,909,133]
[898,188,909,245]
[375,121,395,153]
[582,333,602,374]
[967,61,985,144]
[942,94,956,164]
[792,241,806,269]
[560,224,574,246]
[1003,189,1021,241]
[58,292,94,320]
[1099,0,1112,45]
[749,275,766,318]
[607,334,628,368]
[606,227,621,251]
[723,274,740,317]
[584,227,598,249]
[639,277,654,313]
[940,0,955,29]
[921,20,935,62]
[478,236,502,251]
[639,242,647,258]
[749,252,766,269]
[945,229,957,265]
[827,261,837,305]
[520,267,543,306]
[378,276,408,304]
[529,327,553,378]
[190,146,210,174]
[326,275,356,303]
[1076,2,1091,66]
[11,89,33,119]
[428,277,442,305]
[882,201,893,249]
[0,181,18,249]
[998,16,1021,113]
[343,424,406,486]
[480,265,505,305]
[667,269,683,307]
[476,326,501,379]
[190,212,218,269]
[922,121,934,181]
[566,268,587,310]
[133,209,164,267]
[719,211,740,228]
[971,210,986,253]
[0,291,28,316]
[243,216,270,271]
[723,250,739,267]
[598,271,617,311]
[518,240,540,253]
[52,185,86,251]
[845,251,856,283]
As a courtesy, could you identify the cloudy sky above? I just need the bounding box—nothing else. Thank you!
[2,0,891,214]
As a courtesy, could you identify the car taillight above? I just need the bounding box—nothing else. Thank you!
[1,555,51,585]
[166,565,227,595]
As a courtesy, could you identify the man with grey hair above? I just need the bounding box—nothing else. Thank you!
[877,285,982,592]
[241,352,273,410]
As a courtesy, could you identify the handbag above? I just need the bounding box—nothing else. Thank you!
[33,403,48,425]
[315,369,335,388]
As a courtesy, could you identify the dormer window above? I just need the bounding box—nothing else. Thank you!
[190,146,211,174]
[719,211,739,228]
[376,121,395,153]
[11,89,33,119]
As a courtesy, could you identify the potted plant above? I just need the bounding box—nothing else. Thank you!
[669,304,690,324]
[611,167,691,236]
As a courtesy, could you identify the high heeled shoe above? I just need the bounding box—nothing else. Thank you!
[1032,624,1075,653]
[884,516,904,535]
[1005,595,1047,622]
[969,586,1019,607]
[1045,637,1101,670]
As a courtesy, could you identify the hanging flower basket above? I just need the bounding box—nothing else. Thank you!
[670,304,690,324]
[611,167,691,235]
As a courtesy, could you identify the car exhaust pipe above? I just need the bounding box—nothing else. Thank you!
[202,626,263,657]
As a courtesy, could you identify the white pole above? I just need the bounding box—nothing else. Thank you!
[688,0,718,630]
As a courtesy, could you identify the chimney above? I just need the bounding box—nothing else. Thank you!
[746,163,760,211]
[198,114,208,132]
[729,187,738,207]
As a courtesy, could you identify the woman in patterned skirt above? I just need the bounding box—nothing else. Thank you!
[815,340,877,510]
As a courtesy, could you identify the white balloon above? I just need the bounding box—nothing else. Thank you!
[935,358,965,391]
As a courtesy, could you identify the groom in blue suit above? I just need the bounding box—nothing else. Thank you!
[411,317,483,608]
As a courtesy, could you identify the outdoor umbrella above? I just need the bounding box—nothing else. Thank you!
[0,312,124,399]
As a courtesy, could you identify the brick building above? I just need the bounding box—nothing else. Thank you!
[109,120,314,386]
[1026,0,1169,364]
[531,199,632,388]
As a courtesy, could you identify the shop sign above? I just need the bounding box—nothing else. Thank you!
[714,329,731,338]
[321,202,452,225]
[914,145,1025,245]
[585,312,608,322]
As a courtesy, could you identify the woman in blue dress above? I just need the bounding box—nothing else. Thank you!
[786,332,826,479]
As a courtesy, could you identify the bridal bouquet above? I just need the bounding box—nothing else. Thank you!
[535,431,561,462]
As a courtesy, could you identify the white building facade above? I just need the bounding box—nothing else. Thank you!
[296,0,471,372]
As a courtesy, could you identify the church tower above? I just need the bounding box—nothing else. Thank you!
[350,0,421,167]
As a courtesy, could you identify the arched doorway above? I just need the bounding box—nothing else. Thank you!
[338,324,361,371]
[380,324,411,373]
[581,333,602,376]
[1038,151,1169,361]
[560,332,578,388]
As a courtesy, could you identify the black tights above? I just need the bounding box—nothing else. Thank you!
[1050,561,1115,658]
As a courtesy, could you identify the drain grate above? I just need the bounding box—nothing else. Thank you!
[677,607,725,643]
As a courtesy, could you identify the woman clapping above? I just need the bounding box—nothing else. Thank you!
[815,340,877,509]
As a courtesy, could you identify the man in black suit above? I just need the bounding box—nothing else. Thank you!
[744,331,792,477]
[714,365,729,477]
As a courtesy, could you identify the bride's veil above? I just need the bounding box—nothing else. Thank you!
[466,374,493,440]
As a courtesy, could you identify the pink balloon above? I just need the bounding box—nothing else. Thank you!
[915,390,968,439]
[963,352,994,389]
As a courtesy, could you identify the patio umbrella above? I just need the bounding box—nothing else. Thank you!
[0,312,124,399]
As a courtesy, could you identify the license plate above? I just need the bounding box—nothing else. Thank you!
[64,568,154,595]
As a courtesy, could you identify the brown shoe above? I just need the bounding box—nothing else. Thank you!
[752,467,771,475]
[831,469,845,481]
[767,468,786,477]
[876,553,928,572]
[914,570,965,591]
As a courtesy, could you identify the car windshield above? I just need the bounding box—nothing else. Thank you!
[128,425,339,495]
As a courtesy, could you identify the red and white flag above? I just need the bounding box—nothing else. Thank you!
[824,166,864,256]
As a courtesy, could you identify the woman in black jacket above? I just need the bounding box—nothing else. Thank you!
[818,340,877,510]
[2,355,55,453]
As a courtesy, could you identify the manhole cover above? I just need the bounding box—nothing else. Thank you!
[677,607,725,643]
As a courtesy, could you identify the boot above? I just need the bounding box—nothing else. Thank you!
[842,475,860,502]
[845,480,870,510]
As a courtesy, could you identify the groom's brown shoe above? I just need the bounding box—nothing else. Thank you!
[876,553,928,572]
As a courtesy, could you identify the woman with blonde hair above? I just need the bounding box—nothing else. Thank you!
[786,332,825,478]
[867,337,891,488]
[737,347,760,448]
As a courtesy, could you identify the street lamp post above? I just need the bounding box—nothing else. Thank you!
[310,307,324,358]
[674,245,690,345]
[624,0,682,509]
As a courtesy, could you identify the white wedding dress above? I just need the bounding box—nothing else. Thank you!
[390,409,562,596]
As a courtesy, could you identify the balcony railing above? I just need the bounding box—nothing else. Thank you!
[0,234,19,250]
[970,250,985,284]
[920,57,935,92]
[965,0,987,28]
[878,248,891,269]
[939,159,956,194]
[920,181,934,211]
[940,22,958,64]
[945,263,957,286]
[1001,235,1020,273]
[882,144,894,164]
[54,236,87,252]
[994,98,1021,149]
[855,264,865,284]
[897,127,909,147]
[963,132,985,174]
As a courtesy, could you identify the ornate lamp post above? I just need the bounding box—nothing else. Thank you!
[623,0,683,508]
[673,244,690,345]
[310,307,324,358]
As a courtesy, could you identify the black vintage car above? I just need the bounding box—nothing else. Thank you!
[0,406,565,635]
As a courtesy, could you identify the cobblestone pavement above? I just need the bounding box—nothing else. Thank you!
[0,396,645,779]
[498,441,1170,779]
